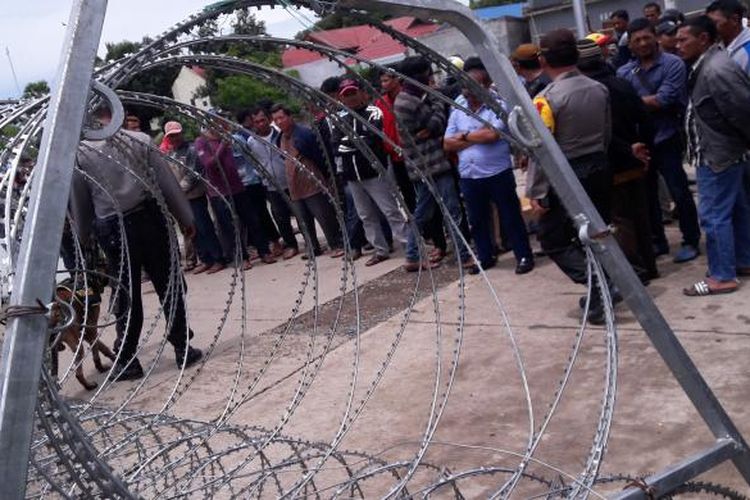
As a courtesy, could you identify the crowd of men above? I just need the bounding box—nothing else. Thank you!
[64,0,750,380]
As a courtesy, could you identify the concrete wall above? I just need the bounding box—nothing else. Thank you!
[526,0,709,41]
[414,17,531,59]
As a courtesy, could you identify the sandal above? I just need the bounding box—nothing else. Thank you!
[403,260,440,272]
[429,248,446,264]
[365,254,389,267]
[242,259,254,271]
[329,248,345,258]
[683,280,738,297]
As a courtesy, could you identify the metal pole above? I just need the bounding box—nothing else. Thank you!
[0,0,107,497]
[343,0,750,491]
[571,0,588,38]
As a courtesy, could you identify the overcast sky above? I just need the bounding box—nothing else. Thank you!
[0,1,319,99]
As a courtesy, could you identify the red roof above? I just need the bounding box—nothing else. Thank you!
[282,17,440,68]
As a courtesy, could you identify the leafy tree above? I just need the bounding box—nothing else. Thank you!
[0,125,20,152]
[22,81,50,99]
[212,75,288,113]
[104,37,180,125]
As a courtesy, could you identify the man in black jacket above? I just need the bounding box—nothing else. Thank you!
[577,38,658,283]
[331,79,408,266]
[677,16,750,296]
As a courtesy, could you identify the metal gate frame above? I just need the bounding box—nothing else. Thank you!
[0,0,747,498]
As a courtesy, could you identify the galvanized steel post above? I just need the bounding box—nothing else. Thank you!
[0,0,108,497]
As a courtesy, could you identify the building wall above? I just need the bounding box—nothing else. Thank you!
[526,0,708,41]
[171,66,212,111]
[288,59,351,89]
[413,17,530,59]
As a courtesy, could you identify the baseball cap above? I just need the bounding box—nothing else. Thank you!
[511,43,541,62]
[656,19,679,36]
[163,121,183,136]
[338,78,361,96]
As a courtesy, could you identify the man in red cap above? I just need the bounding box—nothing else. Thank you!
[331,79,408,266]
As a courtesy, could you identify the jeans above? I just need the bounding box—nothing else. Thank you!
[266,189,298,250]
[648,136,701,248]
[349,177,407,256]
[406,172,469,263]
[189,196,223,265]
[95,201,193,364]
[697,161,750,281]
[459,169,532,266]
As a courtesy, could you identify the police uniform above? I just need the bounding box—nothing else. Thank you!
[528,69,612,284]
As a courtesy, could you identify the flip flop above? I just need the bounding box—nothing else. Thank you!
[683,280,738,297]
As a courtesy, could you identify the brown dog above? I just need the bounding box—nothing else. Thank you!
[51,276,116,390]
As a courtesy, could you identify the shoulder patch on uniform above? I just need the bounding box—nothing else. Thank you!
[533,95,555,133]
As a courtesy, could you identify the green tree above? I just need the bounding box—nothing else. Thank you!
[22,81,50,99]
[104,37,180,125]
[212,75,288,113]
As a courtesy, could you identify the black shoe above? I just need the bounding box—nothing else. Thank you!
[112,358,144,382]
[586,306,606,326]
[653,242,670,257]
[579,289,623,309]
[175,346,203,369]
[515,257,535,275]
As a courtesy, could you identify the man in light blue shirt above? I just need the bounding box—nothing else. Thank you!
[444,57,534,274]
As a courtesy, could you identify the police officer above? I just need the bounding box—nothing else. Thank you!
[526,29,614,325]
[71,106,204,381]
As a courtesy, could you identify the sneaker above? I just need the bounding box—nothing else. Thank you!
[673,244,699,264]
[175,346,203,369]
[112,358,144,382]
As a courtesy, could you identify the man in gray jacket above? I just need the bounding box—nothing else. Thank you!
[677,16,750,296]
[71,107,203,381]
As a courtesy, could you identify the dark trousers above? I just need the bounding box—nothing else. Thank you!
[391,160,416,211]
[189,196,223,265]
[460,169,532,266]
[612,178,658,280]
[95,201,192,364]
[243,183,280,243]
[211,193,271,260]
[266,189,298,250]
[539,167,612,285]
[294,192,342,253]
[648,136,701,248]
